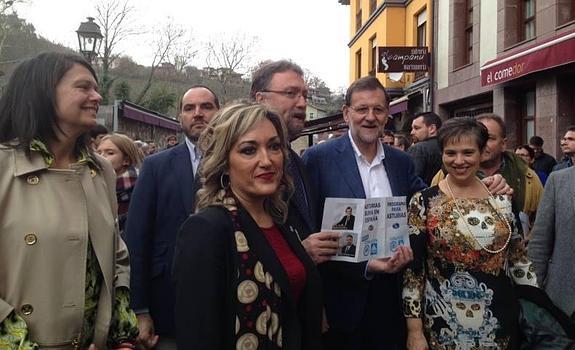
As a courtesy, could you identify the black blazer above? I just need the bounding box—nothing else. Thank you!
[286,149,317,240]
[173,205,323,350]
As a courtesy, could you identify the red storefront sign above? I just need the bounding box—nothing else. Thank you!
[481,29,575,87]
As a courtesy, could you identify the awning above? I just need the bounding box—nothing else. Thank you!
[300,112,345,137]
[480,28,575,87]
[121,101,181,131]
[389,95,409,115]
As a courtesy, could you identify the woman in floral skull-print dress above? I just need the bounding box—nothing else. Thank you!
[402,117,538,350]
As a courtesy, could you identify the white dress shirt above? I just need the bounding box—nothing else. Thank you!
[348,131,393,198]
[185,137,202,175]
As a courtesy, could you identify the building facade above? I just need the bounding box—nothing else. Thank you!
[339,0,433,131]
[434,0,575,157]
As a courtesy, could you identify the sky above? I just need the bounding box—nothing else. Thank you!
[15,0,351,91]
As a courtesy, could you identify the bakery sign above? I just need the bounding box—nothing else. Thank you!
[377,47,430,73]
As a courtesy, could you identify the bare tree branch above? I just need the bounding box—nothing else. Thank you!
[204,33,257,102]
[94,0,139,104]
[168,29,198,74]
[135,20,185,104]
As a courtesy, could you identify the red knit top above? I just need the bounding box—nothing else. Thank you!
[261,225,307,302]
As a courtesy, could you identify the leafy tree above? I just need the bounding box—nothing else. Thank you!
[143,86,176,115]
[113,80,131,100]
[0,0,26,56]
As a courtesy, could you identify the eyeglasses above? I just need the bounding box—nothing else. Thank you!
[261,89,308,100]
[348,105,388,117]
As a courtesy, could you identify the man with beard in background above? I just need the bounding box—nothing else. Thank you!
[125,86,220,349]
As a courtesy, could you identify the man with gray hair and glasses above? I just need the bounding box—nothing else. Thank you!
[251,60,340,264]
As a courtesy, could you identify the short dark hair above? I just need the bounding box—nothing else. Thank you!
[394,133,412,149]
[344,76,390,107]
[567,125,575,133]
[250,60,304,100]
[438,117,489,152]
[0,52,98,159]
[382,129,394,138]
[516,144,535,159]
[346,234,353,239]
[414,112,442,129]
[529,135,544,147]
[476,113,507,138]
[89,124,109,139]
[178,85,220,112]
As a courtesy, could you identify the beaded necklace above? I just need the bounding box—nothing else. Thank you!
[444,175,512,254]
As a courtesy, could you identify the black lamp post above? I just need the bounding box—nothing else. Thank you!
[76,17,103,63]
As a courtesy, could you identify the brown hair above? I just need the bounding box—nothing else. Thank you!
[100,133,143,168]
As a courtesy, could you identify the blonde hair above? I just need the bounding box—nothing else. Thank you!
[100,133,143,168]
[195,103,293,223]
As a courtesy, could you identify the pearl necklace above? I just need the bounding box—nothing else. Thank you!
[444,176,513,254]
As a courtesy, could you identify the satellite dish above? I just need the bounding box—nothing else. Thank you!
[388,72,403,82]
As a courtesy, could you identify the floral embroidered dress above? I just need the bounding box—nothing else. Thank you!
[403,186,538,350]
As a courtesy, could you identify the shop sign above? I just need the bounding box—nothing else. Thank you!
[481,30,575,87]
[377,47,430,73]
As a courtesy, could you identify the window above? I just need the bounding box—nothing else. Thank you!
[356,0,363,32]
[355,49,362,79]
[465,0,473,64]
[523,89,536,143]
[454,0,472,68]
[369,35,377,76]
[417,10,427,46]
[415,9,427,80]
[558,0,575,26]
[522,0,535,41]
[369,0,377,16]
[504,0,536,47]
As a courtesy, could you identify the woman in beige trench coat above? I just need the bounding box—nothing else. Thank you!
[0,53,138,350]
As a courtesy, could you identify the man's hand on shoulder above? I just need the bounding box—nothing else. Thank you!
[301,231,341,264]
[482,174,513,196]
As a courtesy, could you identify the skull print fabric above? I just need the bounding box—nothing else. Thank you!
[403,186,538,350]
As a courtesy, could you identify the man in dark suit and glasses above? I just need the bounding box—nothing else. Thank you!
[125,85,219,350]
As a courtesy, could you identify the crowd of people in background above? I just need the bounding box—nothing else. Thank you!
[1,51,575,350]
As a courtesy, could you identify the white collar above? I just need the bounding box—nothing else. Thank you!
[347,130,386,164]
[184,137,200,160]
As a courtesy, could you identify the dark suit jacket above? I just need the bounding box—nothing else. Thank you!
[302,135,425,348]
[334,214,355,230]
[124,143,199,335]
[286,149,316,240]
[406,137,442,186]
[341,244,356,256]
[173,205,323,350]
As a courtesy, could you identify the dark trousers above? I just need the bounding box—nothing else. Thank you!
[322,276,407,350]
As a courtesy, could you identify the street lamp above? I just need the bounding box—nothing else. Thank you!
[76,17,103,63]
